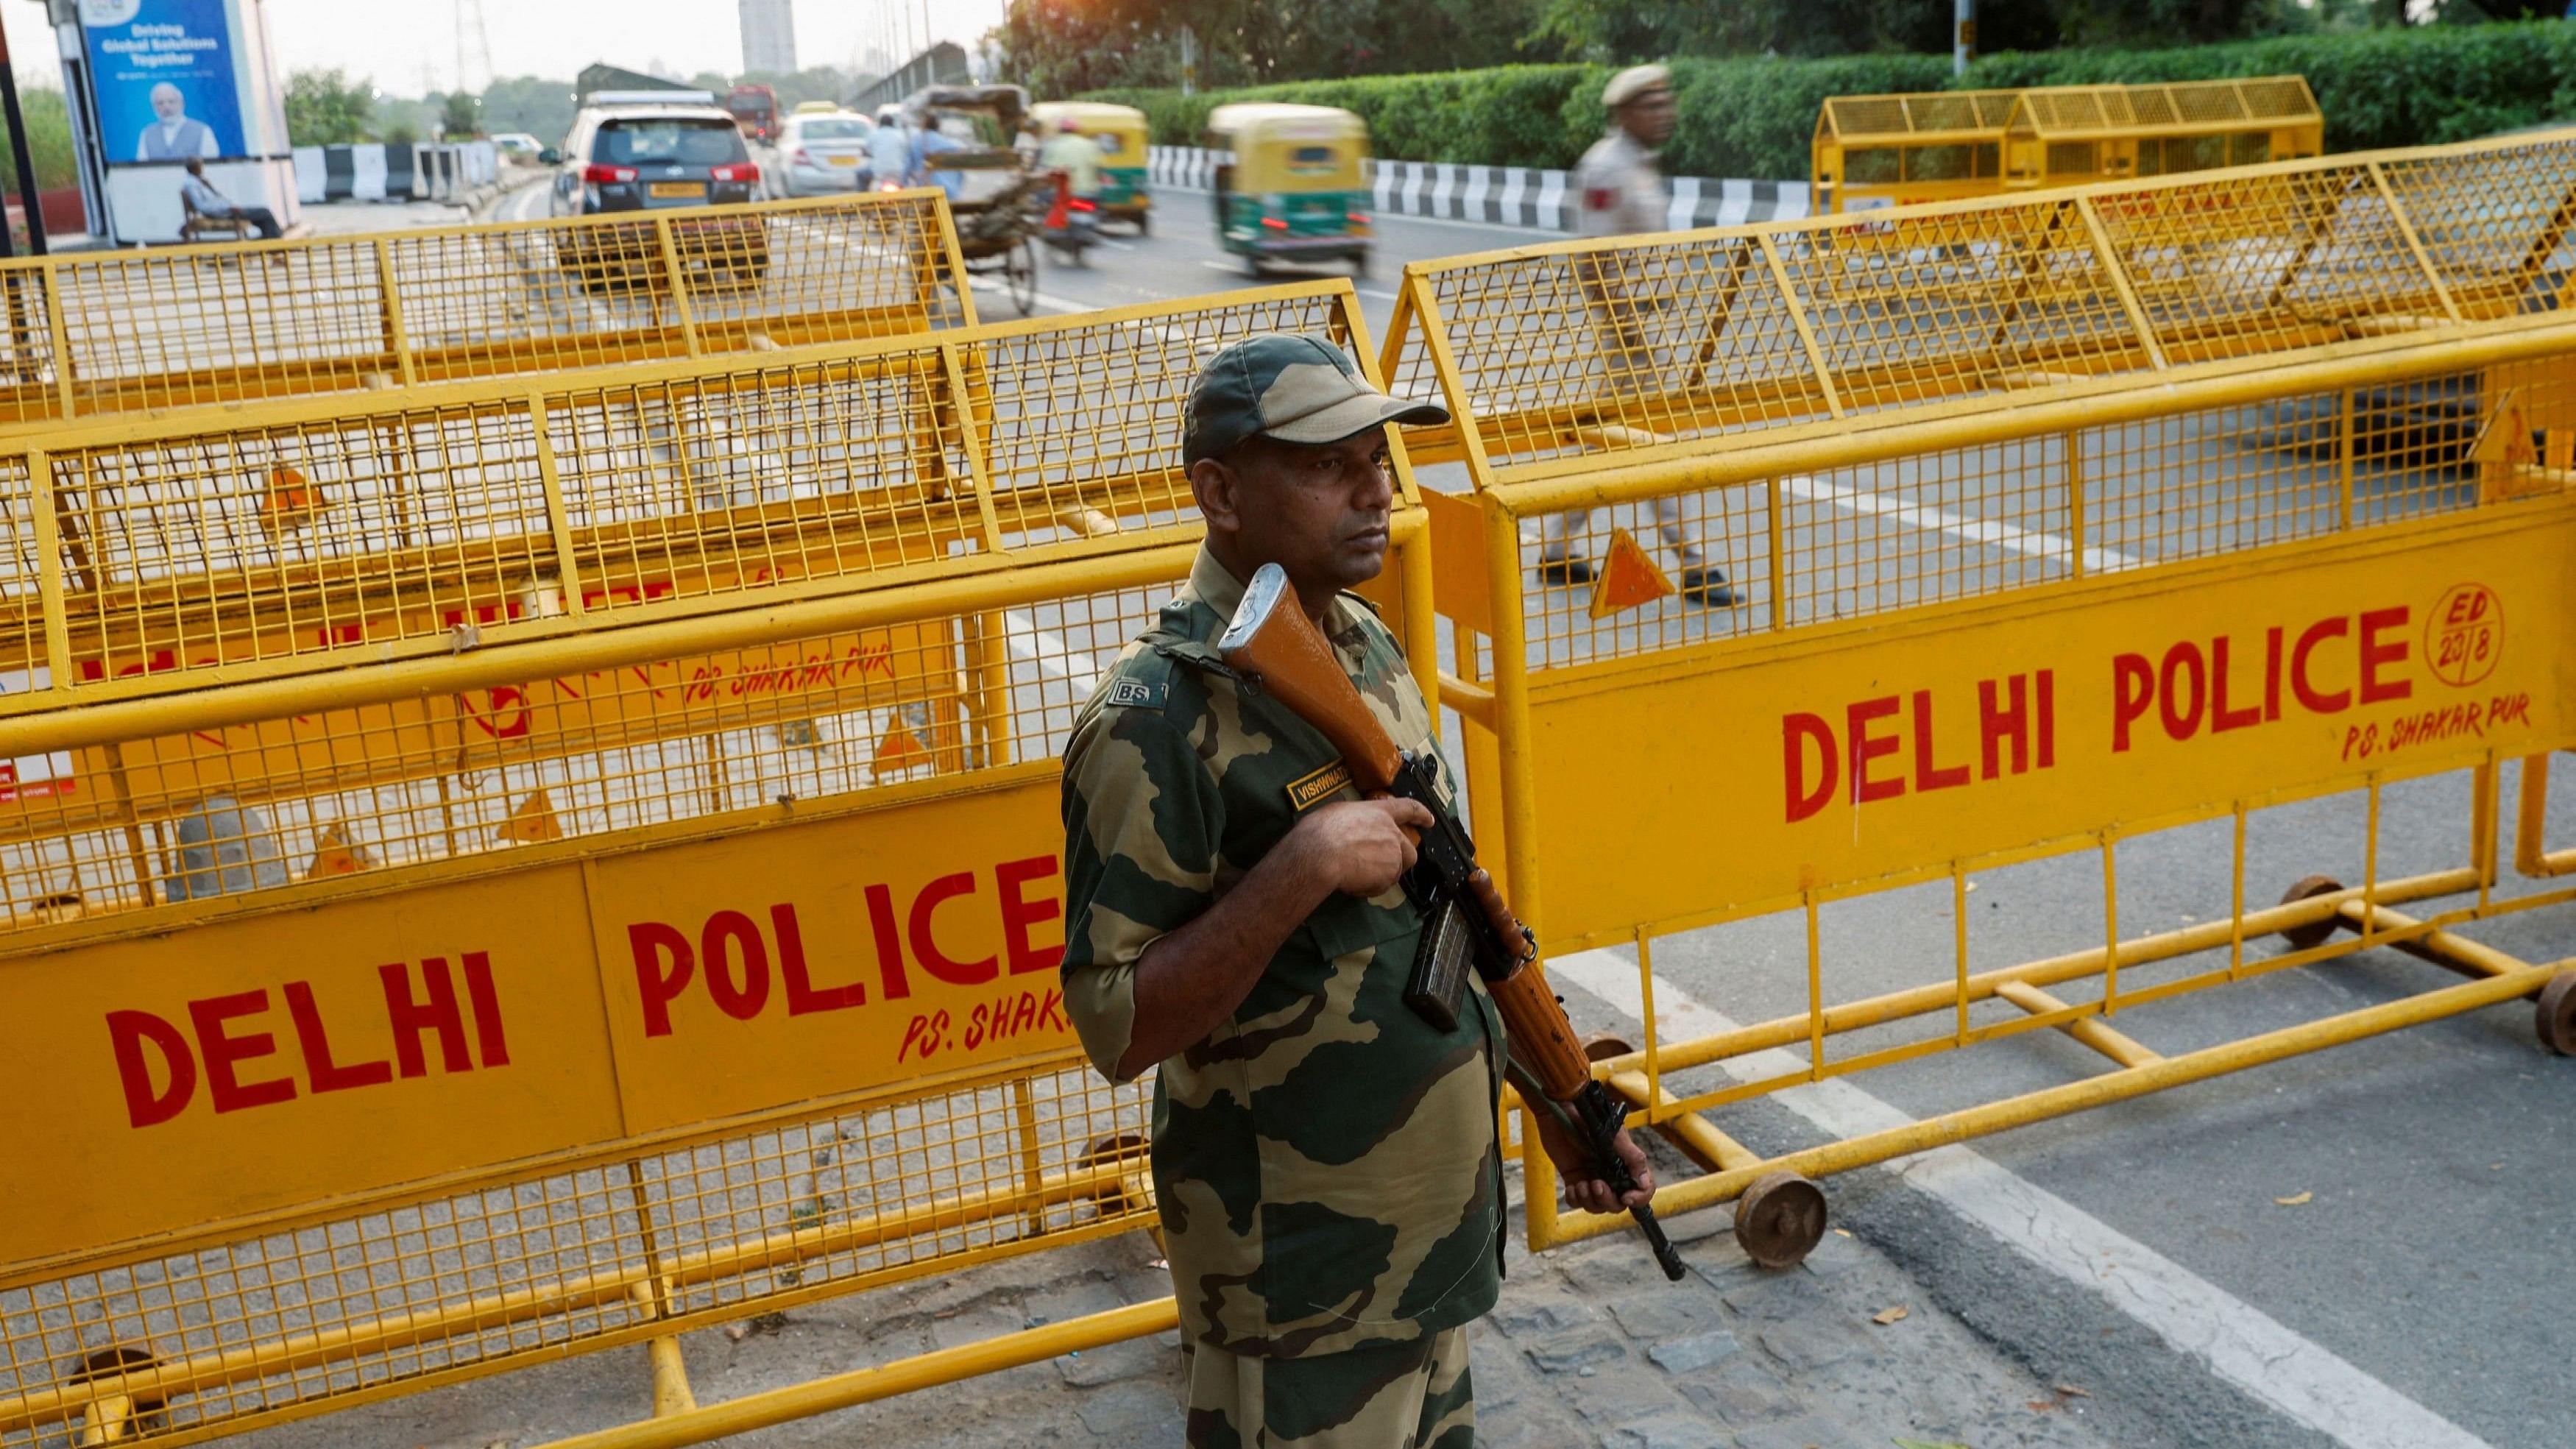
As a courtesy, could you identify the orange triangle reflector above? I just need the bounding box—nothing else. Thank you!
[874,720,933,776]
[307,822,373,878]
[260,464,326,532]
[1589,527,1674,619]
[497,788,564,844]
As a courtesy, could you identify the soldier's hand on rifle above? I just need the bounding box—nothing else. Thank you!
[1289,797,1433,897]
[1532,1110,1657,1216]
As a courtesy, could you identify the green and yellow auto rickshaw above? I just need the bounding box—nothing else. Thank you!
[1030,101,1153,233]
[1206,104,1371,277]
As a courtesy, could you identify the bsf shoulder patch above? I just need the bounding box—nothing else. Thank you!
[1286,760,1354,813]
[1100,676,1165,710]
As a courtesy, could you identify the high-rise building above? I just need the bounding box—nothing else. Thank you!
[740,0,798,75]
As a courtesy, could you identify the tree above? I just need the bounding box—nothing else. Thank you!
[441,91,480,138]
[284,68,375,146]
[0,85,79,194]
[479,76,582,147]
[994,0,1538,94]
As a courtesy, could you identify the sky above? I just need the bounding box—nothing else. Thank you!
[2,0,1011,97]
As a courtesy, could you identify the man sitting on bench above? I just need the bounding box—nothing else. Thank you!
[180,157,282,240]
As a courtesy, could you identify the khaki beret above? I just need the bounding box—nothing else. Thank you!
[1604,64,1671,109]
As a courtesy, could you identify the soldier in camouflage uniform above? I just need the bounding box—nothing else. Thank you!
[1061,334,1655,1447]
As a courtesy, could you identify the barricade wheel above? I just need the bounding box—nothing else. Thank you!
[2277,875,2347,951]
[1080,1132,1162,1254]
[1080,1132,1153,1215]
[2538,972,2576,1056]
[1734,1171,1827,1269]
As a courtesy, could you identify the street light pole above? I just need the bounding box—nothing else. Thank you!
[1953,0,1977,77]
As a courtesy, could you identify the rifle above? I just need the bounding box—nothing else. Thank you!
[1219,562,1685,1282]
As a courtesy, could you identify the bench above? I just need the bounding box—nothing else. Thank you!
[177,191,257,242]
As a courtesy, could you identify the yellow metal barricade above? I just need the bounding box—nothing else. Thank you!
[0,190,972,433]
[0,280,1444,1447]
[1815,78,2322,215]
[2003,77,2323,191]
[1386,126,2576,1262]
[1812,88,2021,215]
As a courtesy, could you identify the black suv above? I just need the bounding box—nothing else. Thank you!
[545,96,768,293]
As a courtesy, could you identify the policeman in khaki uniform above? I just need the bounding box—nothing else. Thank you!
[1537,64,1738,607]
[1061,335,1655,1447]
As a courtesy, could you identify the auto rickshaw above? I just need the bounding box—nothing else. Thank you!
[1206,103,1370,277]
[1030,101,1153,234]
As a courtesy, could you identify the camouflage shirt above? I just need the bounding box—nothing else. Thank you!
[1061,546,1506,1358]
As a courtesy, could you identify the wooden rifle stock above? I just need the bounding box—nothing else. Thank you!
[1221,562,1685,1281]
[1219,565,1593,1102]
[1215,564,1404,792]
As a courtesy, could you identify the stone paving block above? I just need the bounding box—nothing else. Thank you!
[1754,1320,1877,1375]
[1524,1328,1629,1375]
[1658,1206,1736,1245]
[1022,1279,1125,1328]
[1073,1380,1181,1439]
[1607,1409,1732,1449]
[1605,1295,1708,1343]
[1466,1331,1538,1411]
[1476,1406,1599,1449]
[1553,1243,1674,1294]
[1719,1272,1827,1322]
[927,1304,1022,1353]
[1646,1328,1741,1376]
[1676,1360,1807,1428]
[1797,1232,1866,1278]
[1054,1336,1170,1388]
[1491,1290,1602,1339]
[1728,1413,1872,1449]
[1563,1365,1689,1431]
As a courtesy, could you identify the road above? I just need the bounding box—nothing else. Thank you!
[494,174,1510,347]
[435,179,2576,1449]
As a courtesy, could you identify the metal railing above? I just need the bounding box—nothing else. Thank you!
[0,190,974,433]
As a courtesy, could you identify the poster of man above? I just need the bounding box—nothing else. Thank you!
[79,0,247,164]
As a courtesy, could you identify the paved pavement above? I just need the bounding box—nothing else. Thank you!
[238,1158,2129,1449]
[227,178,2572,1449]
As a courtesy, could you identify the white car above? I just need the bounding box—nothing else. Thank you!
[768,112,874,197]
[489,132,543,160]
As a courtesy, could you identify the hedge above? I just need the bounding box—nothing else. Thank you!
[1080,21,2576,180]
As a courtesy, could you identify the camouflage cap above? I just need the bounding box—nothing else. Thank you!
[1183,333,1450,467]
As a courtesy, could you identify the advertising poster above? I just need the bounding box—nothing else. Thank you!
[80,0,246,163]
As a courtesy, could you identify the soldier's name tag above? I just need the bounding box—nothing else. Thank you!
[1101,677,1163,709]
[1285,760,1353,813]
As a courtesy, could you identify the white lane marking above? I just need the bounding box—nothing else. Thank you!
[1548,951,2497,1449]
[510,182,548,222]
[1002,610,1100,697]
[1354,286,1401,303]
[964,277,1091,315]
[1782,473,2141,575]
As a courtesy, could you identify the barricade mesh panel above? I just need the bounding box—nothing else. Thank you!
[0,1059,1152,1448]
[0,289,1344,710]
[1501,364,2519,670]
[0,192,968,431]
[1402,129,2576,482]
[0,567,1172,929]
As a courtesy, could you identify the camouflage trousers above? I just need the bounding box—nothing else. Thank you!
[1182,1327,1474,1448]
